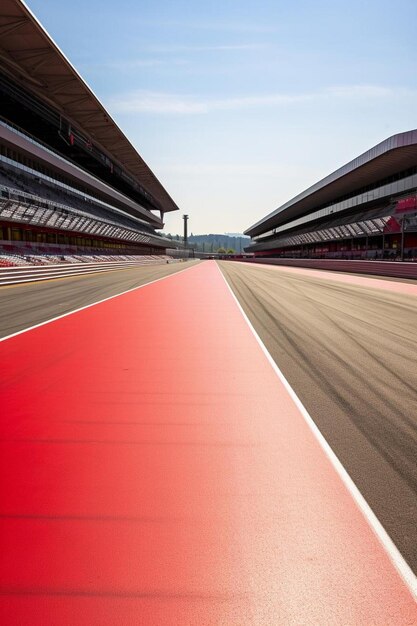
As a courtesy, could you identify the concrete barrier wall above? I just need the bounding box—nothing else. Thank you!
[239,258,417,280]
[0,259,179,286]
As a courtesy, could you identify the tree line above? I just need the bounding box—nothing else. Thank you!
[161,233,250,254]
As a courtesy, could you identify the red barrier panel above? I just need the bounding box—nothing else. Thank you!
[241,258,417,279]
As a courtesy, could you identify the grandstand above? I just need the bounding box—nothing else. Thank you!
[0,0,182,262]
[245,130,417,261]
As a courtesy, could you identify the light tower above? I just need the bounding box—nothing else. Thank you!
[183,214,189,248]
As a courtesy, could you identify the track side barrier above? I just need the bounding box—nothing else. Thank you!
[0,259,182,286]
[238,258,417,280]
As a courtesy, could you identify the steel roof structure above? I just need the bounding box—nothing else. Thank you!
[0,0,179,214]
[245,130,417,237]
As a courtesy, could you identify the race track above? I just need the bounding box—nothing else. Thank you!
[1,259,416,624]
[219,260,417,575]
[0,260,201,339]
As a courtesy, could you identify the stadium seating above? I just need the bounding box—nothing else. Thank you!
[0,162,156,236]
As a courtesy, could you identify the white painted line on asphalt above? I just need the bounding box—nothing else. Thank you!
[0,262,199,343]
[216,261,417,601]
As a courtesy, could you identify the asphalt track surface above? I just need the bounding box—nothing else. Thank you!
[1,260,416,624]
[219,260,417,576]
[0,260,201,339]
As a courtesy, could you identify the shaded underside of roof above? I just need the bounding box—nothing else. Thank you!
[245,130,417,237]
[0,0,179,213]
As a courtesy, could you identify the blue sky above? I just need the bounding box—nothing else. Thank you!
[26,0,417,234]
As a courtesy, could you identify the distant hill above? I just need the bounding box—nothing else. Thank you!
[161,233,250,253]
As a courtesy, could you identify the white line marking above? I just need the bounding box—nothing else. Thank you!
[216,261,417,601]
[0,262,199,343]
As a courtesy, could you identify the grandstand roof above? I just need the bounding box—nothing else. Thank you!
[0,0,179,213]
[245,129,417,237]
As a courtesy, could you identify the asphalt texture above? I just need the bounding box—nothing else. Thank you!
[2,260,415,624]
[218,260,417,575]
[1,257,416,578]
[0,260,201,339]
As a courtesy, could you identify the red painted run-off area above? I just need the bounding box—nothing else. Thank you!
[0,261,416,625]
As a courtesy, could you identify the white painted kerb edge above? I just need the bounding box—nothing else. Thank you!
[216,261,417,602]
[0,262,199,343]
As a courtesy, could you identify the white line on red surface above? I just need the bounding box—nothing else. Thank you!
[0,262,199,344]
[217,261,417,601]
